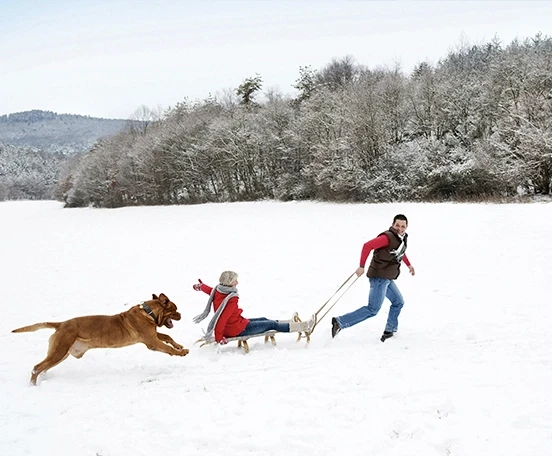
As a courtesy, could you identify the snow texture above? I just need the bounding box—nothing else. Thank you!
[1,200,551,455]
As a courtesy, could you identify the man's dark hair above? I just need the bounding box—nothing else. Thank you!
[393,214,408,224]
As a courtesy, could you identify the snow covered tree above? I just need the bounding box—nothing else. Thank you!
[293,65,318,104]
[236,74,263,107]
[316,55,360,91]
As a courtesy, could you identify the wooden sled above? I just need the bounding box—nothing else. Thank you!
[196,331,277,354]
[196,313,311,354]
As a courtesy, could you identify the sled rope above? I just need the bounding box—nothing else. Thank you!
[309,272,359,334]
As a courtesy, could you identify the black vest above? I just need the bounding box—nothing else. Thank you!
[367,227,408,280]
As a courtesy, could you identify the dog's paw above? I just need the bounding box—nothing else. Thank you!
[178,348,190,356]
[172,343,183,350]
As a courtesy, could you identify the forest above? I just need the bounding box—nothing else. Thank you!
[2,35,551,206]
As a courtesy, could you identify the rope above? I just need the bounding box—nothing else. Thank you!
[316,275,359,324]
[309,272,360,334]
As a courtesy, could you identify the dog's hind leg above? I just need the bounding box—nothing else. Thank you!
[30,330,75,385]
[31,353,70,386]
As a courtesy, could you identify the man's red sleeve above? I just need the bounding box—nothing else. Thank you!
[359,234,389,267]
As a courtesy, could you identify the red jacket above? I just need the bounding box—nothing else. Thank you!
[199,283,249,342]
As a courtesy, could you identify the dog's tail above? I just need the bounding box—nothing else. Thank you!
[12,322,61,333]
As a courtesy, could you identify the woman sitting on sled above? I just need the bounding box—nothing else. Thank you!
[192,270,316,344]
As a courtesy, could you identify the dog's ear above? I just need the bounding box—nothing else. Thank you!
[158,293,169,306]
[152,294,158,300]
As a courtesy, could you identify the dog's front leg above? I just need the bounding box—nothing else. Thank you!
[156,332,184,350]
[145,338,189,356]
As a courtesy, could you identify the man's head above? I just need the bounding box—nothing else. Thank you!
[392,214,408,236]
[219,270,239,287]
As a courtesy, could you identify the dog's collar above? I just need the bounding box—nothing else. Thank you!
[140,303,159,325]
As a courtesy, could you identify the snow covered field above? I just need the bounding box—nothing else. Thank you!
[1,200,551,456]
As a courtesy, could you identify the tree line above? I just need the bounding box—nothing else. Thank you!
[20,35,552,206]
[0,144,67,200]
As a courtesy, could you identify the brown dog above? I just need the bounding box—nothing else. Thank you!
[12,293,189,385]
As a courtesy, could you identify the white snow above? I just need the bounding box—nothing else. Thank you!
[1,200,551,455]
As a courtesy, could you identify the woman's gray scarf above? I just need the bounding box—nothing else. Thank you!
[193,284,238,341]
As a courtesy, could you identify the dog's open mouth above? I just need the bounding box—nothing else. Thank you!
[164,318,174,329]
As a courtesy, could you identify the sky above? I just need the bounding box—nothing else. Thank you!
[1,0,551,120]
[1,199,551,455]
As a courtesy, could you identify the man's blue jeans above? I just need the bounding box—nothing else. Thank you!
[336,277,404,333]
[239,318,289,336]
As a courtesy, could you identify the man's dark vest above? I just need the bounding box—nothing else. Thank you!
[367,227,408,280]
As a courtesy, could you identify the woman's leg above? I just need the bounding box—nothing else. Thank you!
[239,319,289,336]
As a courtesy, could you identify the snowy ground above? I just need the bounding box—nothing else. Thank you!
[1,200,551,456]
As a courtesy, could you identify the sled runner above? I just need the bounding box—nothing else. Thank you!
[197,331,277,353]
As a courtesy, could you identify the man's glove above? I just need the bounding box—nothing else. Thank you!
[192,279,203,291]
[218,337,228,345]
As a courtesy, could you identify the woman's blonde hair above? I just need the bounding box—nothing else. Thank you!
[219,270,238,286]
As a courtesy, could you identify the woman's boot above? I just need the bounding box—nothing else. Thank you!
[289,314,316,334]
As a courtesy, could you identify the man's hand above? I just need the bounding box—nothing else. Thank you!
[355,266,365,277]
[192,279,204,291]
[408,265,415,276]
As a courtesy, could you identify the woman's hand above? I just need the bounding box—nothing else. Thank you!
[192,279,204,291]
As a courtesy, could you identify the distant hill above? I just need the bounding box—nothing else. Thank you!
[0,110,130,153]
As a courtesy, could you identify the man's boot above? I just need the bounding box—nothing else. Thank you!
[331,317,341,338]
